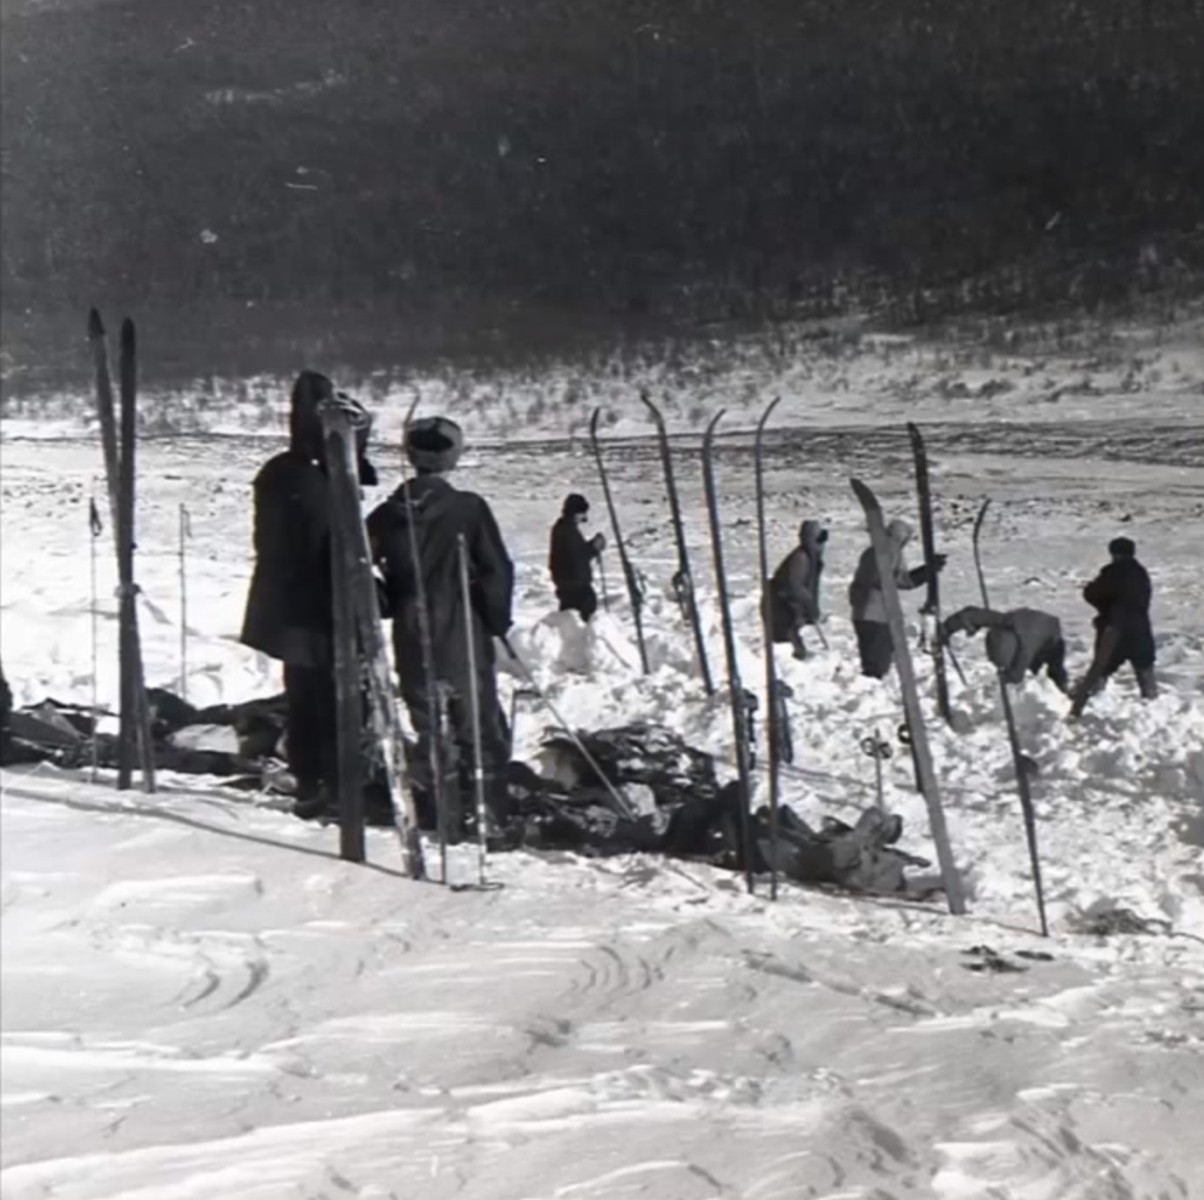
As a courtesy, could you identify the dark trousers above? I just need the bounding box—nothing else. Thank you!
[1031,637,1070,693]
[556,583,598,622]
[400,666,511,833]
[854,620,895,679]
[1070,626,1157,716]
[282,663,337,797]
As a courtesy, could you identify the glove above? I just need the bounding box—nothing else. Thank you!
[591,532,606,553]
[933,553,948,572]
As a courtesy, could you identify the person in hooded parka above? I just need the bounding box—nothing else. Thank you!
[366,416,515,841]
[847,517,945,678]
[240,370,377,819]
[764,519,829,659]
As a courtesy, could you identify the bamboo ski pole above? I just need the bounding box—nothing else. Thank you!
[89,496,102,782]
[178,504,191,702]
[457,534,489,886]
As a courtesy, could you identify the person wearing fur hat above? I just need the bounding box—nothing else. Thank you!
[240,370,379,820]
[549,493,606,620]
[1069,536,1157,717]
[367,416,515,842]
[764,520,828,660]
[943,606,1069,691]
[847,517,945,678]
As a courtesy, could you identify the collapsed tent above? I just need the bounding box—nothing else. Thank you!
[0,686,931,898]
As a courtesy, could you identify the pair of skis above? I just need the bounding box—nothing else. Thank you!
[588,400,716,695]
[87,309,155,792]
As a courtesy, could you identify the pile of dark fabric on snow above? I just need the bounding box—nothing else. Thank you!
[0,684,289,787]
[516,722,930,895]
[1,677,927,896]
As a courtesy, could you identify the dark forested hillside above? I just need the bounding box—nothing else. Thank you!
[2,0,1202,385]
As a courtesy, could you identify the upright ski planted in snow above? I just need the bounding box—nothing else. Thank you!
[589,407,649,674]
[639,390,712,694]
[753,396,784,899]
[321,397,425,879]
[851,477,965,914]
[88,309,155,792]
[906,422,958,725]
[701,411,756,894]
[972,500,1048,936]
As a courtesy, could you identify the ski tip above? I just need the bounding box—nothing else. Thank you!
[87,308,104,338]
[589,406,602,435]
[756,395,782,433]
[703,409,725,443]
[849,476,878,509]
[120,317,136,351]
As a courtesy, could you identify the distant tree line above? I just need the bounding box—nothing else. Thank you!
[1,0,1201,387]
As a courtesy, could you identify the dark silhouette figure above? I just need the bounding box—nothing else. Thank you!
[548,493,605,620]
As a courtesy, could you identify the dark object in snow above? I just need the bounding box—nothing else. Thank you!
[541,721,719,810]
[961,945,1028,974]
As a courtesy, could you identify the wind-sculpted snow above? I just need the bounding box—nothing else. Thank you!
[2,400,1203,1197]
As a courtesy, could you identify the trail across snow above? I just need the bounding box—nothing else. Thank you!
[2,408,1203,1198]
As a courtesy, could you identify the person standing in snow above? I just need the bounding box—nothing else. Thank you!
[548,493,606,620]
[1068,536,1157,717]
[764,520,829,660]
[240,370,378,820]
[943,606,1069,691]
[847,518,945,678]
[367,417,515,841]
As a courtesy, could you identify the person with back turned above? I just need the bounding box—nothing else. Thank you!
[1069,536,1157,718]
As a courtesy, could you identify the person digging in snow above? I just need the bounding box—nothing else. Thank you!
[548,493,606,620]
[943,606,1069,691]
[367,416,516,843]
[240,371,379,821]
[847,517,945,679]
[763,520,828,660]
[1068,536,1157,718]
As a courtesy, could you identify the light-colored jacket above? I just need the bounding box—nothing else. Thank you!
[847,518,926,625]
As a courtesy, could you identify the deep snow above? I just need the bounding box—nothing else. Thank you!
[2,371,1203,1198]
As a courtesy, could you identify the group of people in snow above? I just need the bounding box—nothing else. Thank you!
[550,475,1156,716]
[240,372,515,839]
[237,372,1158,836]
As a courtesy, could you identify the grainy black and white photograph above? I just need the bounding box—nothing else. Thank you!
[2,2,1202,1197]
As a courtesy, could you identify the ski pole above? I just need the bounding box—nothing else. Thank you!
[89,495,102,782]
[178,504,191,702]
[597,555,610,612]
[813,621,830,652]
[500,636,634,818]
[457,533,489,886]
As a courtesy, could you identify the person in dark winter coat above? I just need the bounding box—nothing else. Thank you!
[239,370,377,819]
[764,520,828,659]
[1069,537,1157,717]
[943,606,1069,691]
[847,518,945,678]
[367,416,515,840]
[548,493,606,620]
